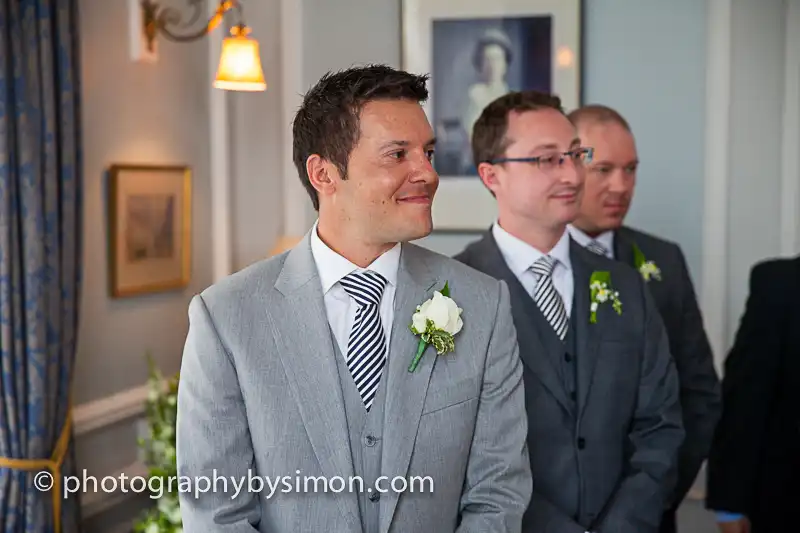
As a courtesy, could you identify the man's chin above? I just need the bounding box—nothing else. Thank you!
[554,208,581,227]
[600,214,625,230]
[394,220,433,242]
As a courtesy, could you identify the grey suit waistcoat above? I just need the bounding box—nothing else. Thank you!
[534,304,579,411]
[526,301,581,516]
[562,306,579,410]
[330,327,387,533]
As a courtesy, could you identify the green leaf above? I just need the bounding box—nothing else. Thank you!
[408,338,428,372]
[429,330,455,354]
[589,270,610,285]
[440,280,450,298]
[631,242,646,269]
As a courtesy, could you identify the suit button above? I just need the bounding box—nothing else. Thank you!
[570,392,576,401]
[564,353,572,362]
[365,435,377,446]
[369,491,380,502]
[577,437,586,449]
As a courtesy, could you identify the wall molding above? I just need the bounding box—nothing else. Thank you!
[280,0,311,238]
[701,0,733,370]
[74,381,165,437]
[780,0,800,256]
[209,2,233,282]
[74,386,162,521]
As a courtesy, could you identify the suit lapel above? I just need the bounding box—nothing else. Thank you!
[379,244,440,533]
[466,233,572,413]
[613,227,636,267]
[570,240,604,419]
[270,235,362,533]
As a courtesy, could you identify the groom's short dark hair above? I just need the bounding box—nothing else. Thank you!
[292,64,430,210]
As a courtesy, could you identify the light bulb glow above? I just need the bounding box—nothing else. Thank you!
[214,29,266,91]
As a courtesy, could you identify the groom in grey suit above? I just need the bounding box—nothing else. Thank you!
[175,65,532,532]
[454,90,684,533]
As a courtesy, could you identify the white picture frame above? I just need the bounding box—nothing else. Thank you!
[402,0,583,231]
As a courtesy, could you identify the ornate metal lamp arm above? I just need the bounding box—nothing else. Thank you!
[141,0,242,44]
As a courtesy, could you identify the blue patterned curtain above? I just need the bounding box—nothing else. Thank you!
[0,0,83,532]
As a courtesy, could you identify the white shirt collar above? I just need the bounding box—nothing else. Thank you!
[491,221,572,276]
[309,220,400,294]
[567,224,615,258]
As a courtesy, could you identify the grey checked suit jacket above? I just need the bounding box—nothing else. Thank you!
[613,226,721,506]
[455,232,685,533]
[175,232,532,532]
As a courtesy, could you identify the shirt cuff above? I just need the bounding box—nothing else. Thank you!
[716,511,745,522]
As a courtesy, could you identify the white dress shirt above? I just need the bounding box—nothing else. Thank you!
[492,222,574,316]
[567,224,615,259]
[309,221,400,358]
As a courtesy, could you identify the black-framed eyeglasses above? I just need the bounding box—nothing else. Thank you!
[487,147,594,171]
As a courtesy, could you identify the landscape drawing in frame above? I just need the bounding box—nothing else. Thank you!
[402,0,582,230]
[107,163,192,298]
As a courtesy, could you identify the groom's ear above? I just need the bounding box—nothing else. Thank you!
[306,154,339,198]
[477,162,500,194]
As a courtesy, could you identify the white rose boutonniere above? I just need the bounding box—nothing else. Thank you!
[408,281,463,372]
[589,271,622,324]
[632,242,661,282]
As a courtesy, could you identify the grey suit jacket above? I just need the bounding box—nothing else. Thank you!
[613,226,721,505]
[175,233,532,532]
[455,232,684,533]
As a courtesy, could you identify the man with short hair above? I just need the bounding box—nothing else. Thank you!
[175,64,532,532]
[454,90,684,533]
[566,104,721,533]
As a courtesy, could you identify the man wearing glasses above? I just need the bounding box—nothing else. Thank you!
[454,90,684,533]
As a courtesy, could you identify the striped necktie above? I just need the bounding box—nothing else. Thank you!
[339,270,388,411]
[585,240,609,257]
[530,255,569,341]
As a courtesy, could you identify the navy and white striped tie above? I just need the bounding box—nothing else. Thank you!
[339,270,388,411]
[585,240,608,257]
[531,255,569,341]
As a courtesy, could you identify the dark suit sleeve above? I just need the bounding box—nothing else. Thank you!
[668,249,721,503]
[525,493,587,533]
[456,280,533,533]
[705,262,786,515]
[593,279,685,533]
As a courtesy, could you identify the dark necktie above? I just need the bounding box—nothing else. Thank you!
[339,270,388,411]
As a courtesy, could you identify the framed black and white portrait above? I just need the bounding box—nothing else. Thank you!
[402,0,583,230]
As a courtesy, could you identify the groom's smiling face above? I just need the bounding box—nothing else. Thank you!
[339,99,439,243]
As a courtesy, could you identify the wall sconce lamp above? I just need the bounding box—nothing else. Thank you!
[137,0,266,91]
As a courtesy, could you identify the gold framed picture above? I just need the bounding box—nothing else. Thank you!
[107,164,192,298]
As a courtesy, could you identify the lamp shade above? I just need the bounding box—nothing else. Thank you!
[214,26,266,91]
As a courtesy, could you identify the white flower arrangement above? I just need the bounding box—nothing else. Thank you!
[408,282,463,372]
[632,242,661,282]
[589,272,622,323]
[638,261,661,282]
[133,353,182,533]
